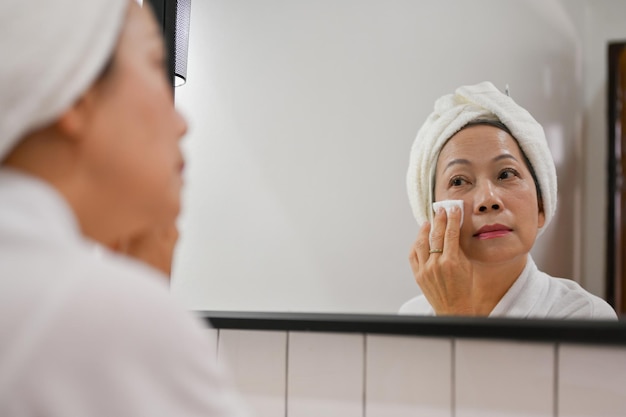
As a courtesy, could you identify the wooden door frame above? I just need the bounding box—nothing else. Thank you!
[607,42,626,313]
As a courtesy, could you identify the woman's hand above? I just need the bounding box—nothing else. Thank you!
[408,206,474,315]
[109,222,179,280]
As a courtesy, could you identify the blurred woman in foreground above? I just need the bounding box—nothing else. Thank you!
[0,1,249,415]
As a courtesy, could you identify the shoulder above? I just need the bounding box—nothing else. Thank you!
[67,254,203,343]
[543,275,617,320]
[398,294,434,315]
[490,259,616,320]
[4,249,249,416]
[13,250,202,372]
[50,253,221,380]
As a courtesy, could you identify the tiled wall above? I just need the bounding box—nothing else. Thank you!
[212,329,626,417]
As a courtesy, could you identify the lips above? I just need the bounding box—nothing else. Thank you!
[473,223,513,240]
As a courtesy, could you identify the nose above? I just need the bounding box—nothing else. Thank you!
[474,180,503,214]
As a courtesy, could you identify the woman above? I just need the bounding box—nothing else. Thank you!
[0,0,249,415]
[401,81,616,319]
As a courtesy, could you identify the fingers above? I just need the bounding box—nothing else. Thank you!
[430,205,463,255]
[408,204,472,316]
[111,222,180,278]
[429,207,446,254]
[409,204,463,280]
[443,205,462,253]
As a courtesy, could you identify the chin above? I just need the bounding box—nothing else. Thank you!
[465,243,508,259]
[469,250,528,266]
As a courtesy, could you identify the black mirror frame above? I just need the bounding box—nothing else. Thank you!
[199,311,626,346]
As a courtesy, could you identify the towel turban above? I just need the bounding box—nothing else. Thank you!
[0,0,128,162]
[406,81,557,234]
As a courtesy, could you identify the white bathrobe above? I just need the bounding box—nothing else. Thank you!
[399,256,617,319]
[0,168,250,416]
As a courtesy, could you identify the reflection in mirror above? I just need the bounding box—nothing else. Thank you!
[401,82,615,318]
[171,0,626,316]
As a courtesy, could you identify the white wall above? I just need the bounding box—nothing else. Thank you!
[581,0,626,298]
[171,0,624,313]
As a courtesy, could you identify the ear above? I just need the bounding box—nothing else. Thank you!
[537,207,546,229]
[54,86,99,141]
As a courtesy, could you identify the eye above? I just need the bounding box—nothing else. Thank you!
[498,168,520,180]
[449,176,468,187]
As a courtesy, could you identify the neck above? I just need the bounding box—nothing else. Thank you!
[469,254,529,315]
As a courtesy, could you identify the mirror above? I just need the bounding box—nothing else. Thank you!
[171,0,621,315]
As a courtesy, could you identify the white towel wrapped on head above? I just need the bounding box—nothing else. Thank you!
[406,81,557,235]
[0,0,128,162]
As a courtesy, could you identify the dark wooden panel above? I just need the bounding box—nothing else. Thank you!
[607,42,626,313]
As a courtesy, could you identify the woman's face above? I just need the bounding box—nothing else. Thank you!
[433,125,545,265]
[80,2,187,238]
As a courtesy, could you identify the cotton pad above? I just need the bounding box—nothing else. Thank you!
[433,200,464,228]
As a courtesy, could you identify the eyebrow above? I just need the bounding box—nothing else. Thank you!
[443,153,519,172]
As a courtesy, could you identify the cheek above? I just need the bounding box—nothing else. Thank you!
[459,221,473,251]
[123,84,180,162]
[104,98,180,196]
[509,187,539,216]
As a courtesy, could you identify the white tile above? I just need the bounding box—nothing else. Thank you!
[217,329,287,417]
[559,344,626,417]
[455,339,555,417]
[287,332,364,417]
[365,335,452,417]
